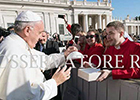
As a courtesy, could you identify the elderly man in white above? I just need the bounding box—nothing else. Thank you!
[0,11,77,100]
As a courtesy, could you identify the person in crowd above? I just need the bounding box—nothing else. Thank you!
[80,29,104,67]
[101,29,111,52]
[63,15,82,47]
[7,25,15,33]
[35,31,60,55]
[52,33,64,47]
[73,31,87,51]
[35,31,61,100]
[0,10,77,100]
[0,27,11,43]
[97,21,140,81]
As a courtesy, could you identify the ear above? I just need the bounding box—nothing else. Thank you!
[23,26,31,37]
[120,31,124,37]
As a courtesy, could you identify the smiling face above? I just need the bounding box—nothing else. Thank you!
[39,31,48,44]
[26,21,44,48]
[86,31,96,46]
[106,26,121,46]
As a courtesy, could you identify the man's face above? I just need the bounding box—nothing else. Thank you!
[28,21,44,48]
[39,32,47,44]
[106,26,121,46]
[86,31,96,46]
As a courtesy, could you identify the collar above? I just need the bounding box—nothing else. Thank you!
[10,32,30,50]
[114,38,129,49]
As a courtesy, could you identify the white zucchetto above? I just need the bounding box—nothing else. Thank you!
[15,10,42,22]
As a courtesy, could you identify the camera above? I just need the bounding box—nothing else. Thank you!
[58,15,65,19]
[74,36,79,44]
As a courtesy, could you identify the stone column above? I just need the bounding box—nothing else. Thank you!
[89,17,92,26]
[83,14,88,32]
[131,26,134,34]
[98,14,102,29]
[44,12,50,33]
[102,15,106,29]
[95,15,98,29]
[74,14,78,23]
[106,14,110,25]
[0,11,3,27]
[49,12,55,35]
[125,25,128,33]
[138,26,140,36]
[134,26,136,35]
[67,14,72,25]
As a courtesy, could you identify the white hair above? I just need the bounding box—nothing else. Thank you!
[14,21,36,33]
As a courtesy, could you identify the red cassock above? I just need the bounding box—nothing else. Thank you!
[79,43,104,66]
[104,38,140,79]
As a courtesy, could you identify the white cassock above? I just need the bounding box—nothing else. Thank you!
[0,33,65,100]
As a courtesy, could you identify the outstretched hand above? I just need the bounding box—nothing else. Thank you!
[64,46,78,57]
[52,66,71,86]
[96,70,111,82]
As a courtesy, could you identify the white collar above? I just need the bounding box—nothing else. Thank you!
[114,39,126,50]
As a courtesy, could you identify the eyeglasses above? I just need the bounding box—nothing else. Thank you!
[86,35,96,39]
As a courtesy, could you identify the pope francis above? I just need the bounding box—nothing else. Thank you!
[0,11,77,100]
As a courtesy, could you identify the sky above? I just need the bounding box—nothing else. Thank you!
[76,0,140,20]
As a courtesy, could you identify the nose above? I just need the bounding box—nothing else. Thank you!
[106,34,110,40]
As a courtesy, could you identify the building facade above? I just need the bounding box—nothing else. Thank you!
[0,0,113,35]
[112,15,140,36]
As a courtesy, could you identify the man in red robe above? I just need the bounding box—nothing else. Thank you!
[97,21,140,81]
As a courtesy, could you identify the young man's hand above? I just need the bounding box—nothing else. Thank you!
[96,70,112,82]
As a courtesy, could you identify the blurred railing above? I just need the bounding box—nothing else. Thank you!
[60,65,140,100]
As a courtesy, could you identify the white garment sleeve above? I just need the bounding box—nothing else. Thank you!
[0,54,58,100]
[32,49,65,71]
[41,79,57,100]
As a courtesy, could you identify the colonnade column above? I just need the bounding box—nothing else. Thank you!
[134,26,136,35]
[95,15,98,29]
[102,15,106,29]
[98,14,102,29]
[131,26,134,34]
[43,12,48,31]
[83,14,88,32]
[49,12,55,35]
[138,26,139,36]
[125,26,128,33]
[106,14,110,25]
[67,14,72,25]
[0,10,3,27]
[74,14,78,23]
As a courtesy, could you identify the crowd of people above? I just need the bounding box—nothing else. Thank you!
[0,11,140,100]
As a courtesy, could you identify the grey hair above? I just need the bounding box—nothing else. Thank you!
[14,21,36,33]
